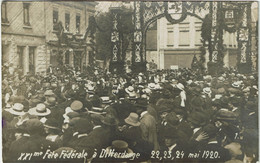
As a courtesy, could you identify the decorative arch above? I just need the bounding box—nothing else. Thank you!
[110,1,253,74]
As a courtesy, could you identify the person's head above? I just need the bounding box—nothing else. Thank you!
[165,137,177,147]
[160,112,168,119]
[44,118,61,134]
[203,124,219,141]
[214,120,223,128]
[25,119,45,136]
[224,142,242,159]
[90,114,104,126]
[164,129,179,147]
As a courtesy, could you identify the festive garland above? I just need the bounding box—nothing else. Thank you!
[164,3,188,24]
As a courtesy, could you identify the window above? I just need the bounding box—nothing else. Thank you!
[17,46,24,70]
[23,3,30,26]
[195,30,202,46]
[1,2,8,23]
[65,51,70,64]
[179,30,190,46]
[29,47,35,74]
[65,13,70,32]
[53,10,58,30]
[76,14,81,34]
[50,50,60,67]
[167,30,174,47]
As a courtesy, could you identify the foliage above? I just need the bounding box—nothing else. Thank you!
[95,7,134,68]
[95,12,113,63]
[201,14,211,44]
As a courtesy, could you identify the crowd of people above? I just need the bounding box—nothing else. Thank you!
[2,63,259,163]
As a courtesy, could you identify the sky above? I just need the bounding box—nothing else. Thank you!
[95,1,258,21]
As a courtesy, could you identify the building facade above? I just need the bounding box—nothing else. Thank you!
[1,1,97,75]
[143,3,258,70]
[145,16,239,70]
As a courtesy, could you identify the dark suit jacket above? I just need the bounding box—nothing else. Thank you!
[81,126,115,151]
[8,135,58,162]
[140,112,159,150]
[197,142,231,162]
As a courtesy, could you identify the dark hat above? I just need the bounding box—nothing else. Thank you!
[165,112,179,126]
[190,96,204,110]
[64,89,76,98]
[104,140,134,160]
[164,128,179,139]
[90,114,104,124]
[70,100,83,111]
[69,117,81,126]
[134,98,148,109]
[212,99,221,107]
[25,119,44,134]
[220,97,229,108]
[84,100,93,111]
[187,111,208,127]
[173,108,186,116]
[192,87,201,95]
[216,109,237,121]
[67,112,80,119]
[101,116,117,126]
[10,95,25,104]
[106,140,133,154]
[245,101,257,111]
[90,95,102,107]
[44,118,61,131]
[74,118,93,134]
[202,124,218,139]
[157,105,172,114]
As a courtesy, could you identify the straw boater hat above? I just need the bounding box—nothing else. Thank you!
[125,86,137,99]
[86,85,95,94]
[124,113,140,126]
[6,103,26,116]
[125,86,135,94]
[203,87,212,95]
[148,83,156,90]
[128,92,138,100]
[100,96,112,104]
[142,88,152,94]
[88,107,106,115]
[70,100,83,112]
[44,90,55,97]
[231,82,240,88]
[28,103,51,116]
